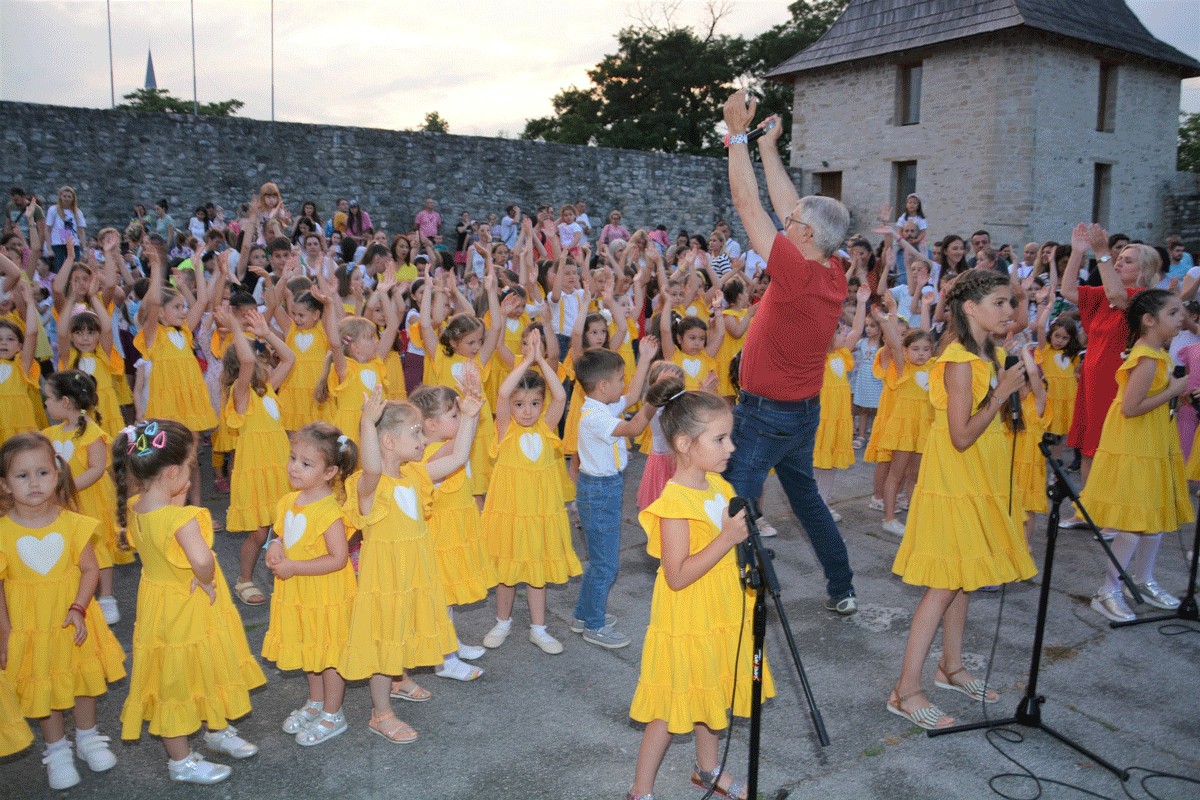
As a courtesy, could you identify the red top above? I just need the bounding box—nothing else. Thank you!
[1067,284,1140,456]
[739,234,846,401]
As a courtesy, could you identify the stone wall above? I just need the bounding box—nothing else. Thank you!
[0,101,800,243]
[1165,172,1200,253]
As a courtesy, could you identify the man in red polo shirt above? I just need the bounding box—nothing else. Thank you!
[721,90,858,615]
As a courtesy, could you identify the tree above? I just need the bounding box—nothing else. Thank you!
[1181,111,1200,173]
[420,111,449,133]
[115,87,243,117]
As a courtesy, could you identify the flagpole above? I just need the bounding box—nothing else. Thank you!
[190,0,198,115]
[271,0,276,121]
[106,0,115,107]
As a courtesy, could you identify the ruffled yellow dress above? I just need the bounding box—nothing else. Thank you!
[892,344,1038,590]
[560,354,584,456]
[42,419,130,566]
[339,466,457,679]
[482,420,582,587]
[676,302,710,323]
[224,387,291,533]
[1035,344,1078,437]
[383,348,408,401]
[208,333,238,456]
[279,323,332,430]
[813,348,855,470]
[0,356,39,442]
[428,352,496,495]
[1083,345,1194,533]
[121,505,265,739]
[330,357,387,446]
[717,308,749,397]
[863,349,894,464]
[670,349,718,392]
[135,324,218,431]
[485,312,530,408]
[0,511,126,717]
[261,493,357,672]
[875,360,934,454]
[1009,393,1054,515]
[630,475,774,733]
[0,670,33,756]
[61,346,124,440]
[423,442,498,606]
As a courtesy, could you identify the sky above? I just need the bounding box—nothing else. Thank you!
[0,0,1197,136]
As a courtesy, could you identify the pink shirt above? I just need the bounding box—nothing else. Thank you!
[415,209,441,238]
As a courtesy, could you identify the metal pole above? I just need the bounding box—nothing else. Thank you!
[270,0,275,121]
[190,0,198,115]
[106,0,115,107]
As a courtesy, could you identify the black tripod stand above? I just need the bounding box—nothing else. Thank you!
[732,497,829,800]
[927,442,1141,781]
[1109,500,1200,629]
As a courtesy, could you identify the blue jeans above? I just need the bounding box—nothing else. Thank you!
[573,472,625,629]
[723,391,855,600]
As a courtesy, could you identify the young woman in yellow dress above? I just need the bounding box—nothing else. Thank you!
[1083,290,1194,622]
[261,423,359,747]
[627,385,772,800]
[814,285,868,520]
[57,280,124,440]
[115,419,265,785]
[339,377,481,744]
[0,282,41,443]
[0,433,125,790]
[889,269,1038,731]
[42,371,124,624]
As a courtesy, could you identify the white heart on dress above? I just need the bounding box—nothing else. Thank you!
[686,305,699,318]
[450,362,466,382]
[167,329,187,350]
[294,332,314,353]
[829,358,845,379]
[392,484,419,521]
[77,355,97,375]
[1054,352,1070,371]
[519,432,543,462]
[16,532,65,576]
[262,395,281,421]
[359,369,378,392]
[0,363,11,384]
[703,495,729,531]
[505,318,520,333]
[915,371,930,391]
[52,439,75,463]
[681,358,701,379]
[282,510,306,549]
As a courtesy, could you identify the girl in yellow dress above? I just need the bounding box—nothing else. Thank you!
[0,283,41,443]
[889,270,1038,731]
[218,309,295,607]
[627,386,772,800]
[659,306,725,391]
[0,433,125,790]
[484,284,532,407]
[261,423,359,747]
[481,336,581,655]
[0,670,33,759]
[1082,290,1194,622]
[410,385,497,680]
[57,285,124,440]
[1009,383,1053,545]
[114,419,265,785]
[339,378,481,744]
[716,277,757,400]
[42,371,124,624]
[136,244,216,506]
[364,285,408,401]
[1034,304,1082,463]
[278,290,333,430]
[814,285,868,520]
[563,289,629,482]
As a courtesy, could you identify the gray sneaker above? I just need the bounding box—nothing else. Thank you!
[824,594,858,616]
[581,625,631,649]
[570,613,616,633]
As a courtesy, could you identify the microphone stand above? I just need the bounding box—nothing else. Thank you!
[927,442,1134,781]
[736,498,829,800]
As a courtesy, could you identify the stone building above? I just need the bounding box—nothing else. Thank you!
[766,0,1200,247]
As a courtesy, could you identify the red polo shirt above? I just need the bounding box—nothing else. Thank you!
[739,233,845,401]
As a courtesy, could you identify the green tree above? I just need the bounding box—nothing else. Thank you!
[115,87,243,117]
[420,111,449,133]
[1181,111,1200,173]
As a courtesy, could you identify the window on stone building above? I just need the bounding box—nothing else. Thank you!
[1092,163,1112,225]
[815,171,843,201]
[897,63,922,126]
[1096,62,1117,132]
[893,161,917,217]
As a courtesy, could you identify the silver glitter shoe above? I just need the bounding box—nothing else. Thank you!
[1126,580,1180,610]
[1091,589,1136,623]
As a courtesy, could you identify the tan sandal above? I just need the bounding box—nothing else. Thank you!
[935,664,1000,704]
[233,581,266,606]
[887,688,954,730]
[389,677,431,702]
[368,711,417,744]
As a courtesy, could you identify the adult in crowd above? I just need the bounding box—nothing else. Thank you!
[598,211,630,248]
[499,205,520,249]
[43,185,86,271]
[6,187,45,243]
[345,199,372,242]
[966,229,1009,273]
[415,197,441,239]
[1166,235,1193,279]
[721,89,858,615]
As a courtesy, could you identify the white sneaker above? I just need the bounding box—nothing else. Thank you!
[169,753,232,784]
[434,657,484,681]
[96,596,119,625]
[204,726,258,759]
[482,619,512,649]
[1126,580,1181,610]
[757,521,778,538]
[1091,590,1136,623]
[76,732,117,772]
[867,497,885,512]
[529,627,564,655]
[457,641,487,660]
[881,519,907,537]
[43,744,81,790]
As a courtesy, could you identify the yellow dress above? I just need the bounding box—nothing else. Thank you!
[383,348,408,401]
[482,420,582,586]
[135,324,218,431]
[428,352,497,495]
[423,442,498,606]
[630,476,774,733]
[330,357,387,446]
[1082,345,1194,533]
[339,466,457,679]
[875,360,934,454]
[485,312,530,408]
[261,492,357,673]
[670,349,718,392]
[863,349,894,464]
[0,356,39,442]
[1035,344,1078,437]
[717,308,749,397]
[61,346,124,440]
[0,670,33,756]
[224,387,291,532]
[676,302,710,323]
[1010,393,1054,515]
[208,332,238,455]
[892,343,1038,590]
[0,511,126,717]
[279,323,332,430]
[42,420,131,567]
[813,348,856,470]
[560,354,585,455]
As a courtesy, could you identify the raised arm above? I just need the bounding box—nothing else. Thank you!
[184,257,211,332]
[621,334,659,415]
[18,283,38,376]
[1059,223,1087,305]
[658,302,677,360]
[754,113,801,234]
[356,388,386,512]
[52,239,77,313]
[221,308,256,415]
[835,284,869,350]
[703,310,725,358]
[478,269,502,365]
[1086,223,1129,310]
[248,309,295,391]
[417,264,439,366]
[141,243,165,347]
[569,288,593,362]
[425,365,483,482]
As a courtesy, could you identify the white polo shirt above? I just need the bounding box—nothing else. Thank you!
[549,288,585,336]
[577,395,630,477]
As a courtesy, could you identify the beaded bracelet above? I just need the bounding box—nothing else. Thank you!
[68,603,87,616]
[724,132,749,147]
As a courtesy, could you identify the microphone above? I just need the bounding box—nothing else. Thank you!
[723,119,776,147]
[1003,354,1022,424]
[729,495,758,579]
[1170,365,1187,417]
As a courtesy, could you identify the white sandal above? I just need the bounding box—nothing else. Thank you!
[296,711,347,747]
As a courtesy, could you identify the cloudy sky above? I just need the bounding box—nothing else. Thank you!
[1,0,1197,136]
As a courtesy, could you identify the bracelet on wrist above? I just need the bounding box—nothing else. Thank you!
[68,603,86,615]
[724,132,749,147]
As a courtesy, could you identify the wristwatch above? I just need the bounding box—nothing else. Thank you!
[1098,255,1112,263]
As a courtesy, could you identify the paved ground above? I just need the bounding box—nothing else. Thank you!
[3,450,1199,799]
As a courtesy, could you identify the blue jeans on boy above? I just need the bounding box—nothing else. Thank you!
[573,472,625,630]
[723,391,855,601]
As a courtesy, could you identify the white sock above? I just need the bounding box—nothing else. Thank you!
[1130,533,1163,584]
[1101,531,1140,595]
[168,754,193,769]
[442,653,463,668]
[530,624,547,635]
[75,726,97,743]
[493,617,512,631]
[45,738,70,754]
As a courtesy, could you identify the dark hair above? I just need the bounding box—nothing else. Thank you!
[292,290,324,315]
[363,243,390,267]
[409,385,459,419]
[574,347,626,393]
[901,194,925,220]
[291,422,358,495]
[514,371,547,396]
[722,280,745,306]
[902,329,934,349]
[0,319,23,345]
[1125,288,1173,350]
[439,313,484,356]
[1047,316,1083,360]
[582,312,611,349]
[0,433,78,513]
[971,230,991,242]
[646,379,728,450]
[938,234,968,277]
[111,419,194,527]
[1108,233,1130,249]
[673,315,707,347]
[267,237,292,255]
[943,269,1022,431]
[67,310,102,339]
[229,292,257,311]
[156,198,169,211]
[46,370,100,438]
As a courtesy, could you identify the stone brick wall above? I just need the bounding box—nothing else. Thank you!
[1165,172,1200,254]
[0,101,800,245]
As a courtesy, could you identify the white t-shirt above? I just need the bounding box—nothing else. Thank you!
[896,213,927,231]
[577,395,630,476]
[45,205,86,246]
[725,238,742,259]
[575,213,592,240]
[549,288,585,335]
[743,249,766,279]
[558,222,583,251]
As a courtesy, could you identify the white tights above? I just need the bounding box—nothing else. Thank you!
[1099,531,1163,594]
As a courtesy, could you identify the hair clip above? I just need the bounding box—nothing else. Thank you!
[336,434,350,450]
[667,389,686,403]
[129,421,167,457]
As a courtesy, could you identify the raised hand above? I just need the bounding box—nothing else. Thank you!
[722,89,757,134]
[362,385,386,424]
